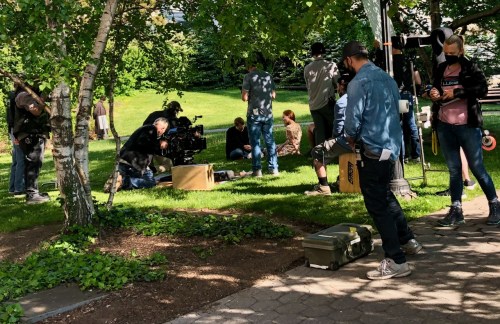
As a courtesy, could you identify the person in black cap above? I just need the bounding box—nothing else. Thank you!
[342,40,421,280]
[304,73,353,196]
[304,42,339,146]
[14,89,51,204]
[143,101,183,128]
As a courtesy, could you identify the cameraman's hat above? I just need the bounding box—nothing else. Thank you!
[167,101,183,112]
[342,41,369,60]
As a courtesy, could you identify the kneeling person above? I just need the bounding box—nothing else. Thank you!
[119,118,169,190]
[305,73,353,196]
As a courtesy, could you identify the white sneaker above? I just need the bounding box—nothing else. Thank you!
[366,258,411,280]
[401,239,422,255]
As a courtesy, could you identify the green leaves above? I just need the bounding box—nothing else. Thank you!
[0,224,166,321]
[97,207,295,244]
[0,303,23,324]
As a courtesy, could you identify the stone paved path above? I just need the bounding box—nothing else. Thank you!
[168,191,500,323]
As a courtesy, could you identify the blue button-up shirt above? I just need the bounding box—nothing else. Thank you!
[344,62,402,161]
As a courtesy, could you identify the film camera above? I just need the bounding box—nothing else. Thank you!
[162,115,207,166]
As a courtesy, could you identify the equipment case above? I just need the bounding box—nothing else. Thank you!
[303,223,374,270]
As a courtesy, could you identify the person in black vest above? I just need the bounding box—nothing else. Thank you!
[14,89,51,204]
[7,82,25,196]
[392,40,421,163]
[118,118,169,190]
[225,117,251,160]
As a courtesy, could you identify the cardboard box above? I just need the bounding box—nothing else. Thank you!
[172,164,214,190]
[339,153,361,193]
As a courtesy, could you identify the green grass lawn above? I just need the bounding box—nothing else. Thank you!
[1,89,499,233]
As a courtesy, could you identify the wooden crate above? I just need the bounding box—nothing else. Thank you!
[172,164,214,190]
[339,153,361,193]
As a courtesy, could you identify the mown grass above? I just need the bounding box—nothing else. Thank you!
[1,89,499,233]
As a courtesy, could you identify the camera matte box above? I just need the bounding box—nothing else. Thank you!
[303,223,373,270]
[172,164,214,190]
[339,153,361,193]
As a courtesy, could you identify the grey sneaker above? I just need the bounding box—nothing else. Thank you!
[26,192,50,205]
[269,169,279,176]
[366,258,411,280]
[401,239,422,255]
[486,200,500,225]
[252,169,263,177]
[304,184,332,196]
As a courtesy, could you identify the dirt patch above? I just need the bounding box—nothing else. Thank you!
[1,220,305,324]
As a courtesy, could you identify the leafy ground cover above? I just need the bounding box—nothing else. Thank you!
[0,207,297,323]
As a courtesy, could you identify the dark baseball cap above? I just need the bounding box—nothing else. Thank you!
[167,101,183,112]
[342,41,369,60]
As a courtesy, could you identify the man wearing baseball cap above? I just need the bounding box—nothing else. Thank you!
[304,73,354,196]
[13,90,51,204]
[342,41,421,280]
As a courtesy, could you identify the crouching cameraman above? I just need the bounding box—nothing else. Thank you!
[118,118,169,190]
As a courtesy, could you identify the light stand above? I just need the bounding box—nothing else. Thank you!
[381,0,414,197]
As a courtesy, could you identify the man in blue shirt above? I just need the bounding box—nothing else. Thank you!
[241,64,279,177]
[342,41,421,280]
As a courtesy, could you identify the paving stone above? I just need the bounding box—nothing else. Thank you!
[359,312,398,324]
[272,313,308,324]
[329,296,361,311]
[328,308,363,321]
[300,304,334,318]
[302,294,334,307]
[244,310,279,322]
[277,292,306,304]
[250,300,281,312]
[224,296,256,309]
[274,302,307,315]
[249,289,283,301]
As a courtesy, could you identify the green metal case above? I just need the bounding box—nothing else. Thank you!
[303,223,374,270]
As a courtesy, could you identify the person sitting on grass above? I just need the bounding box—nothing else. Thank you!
[276,110,302,156]
[305,73,353,196]
[226,117,251,160]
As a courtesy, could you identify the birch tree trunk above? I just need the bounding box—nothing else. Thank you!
[46,0,119,227]
[75,0,119,180]
[50,83,93,227]
[106,48,122,209]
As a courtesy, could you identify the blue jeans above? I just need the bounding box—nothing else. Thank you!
[358,157,414,264]
[401,92,420,159]
[9,140,25,193]
[119,163,156,190]
[247,115,278,172]
[437,121,497,203]
[229,148,250,160]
